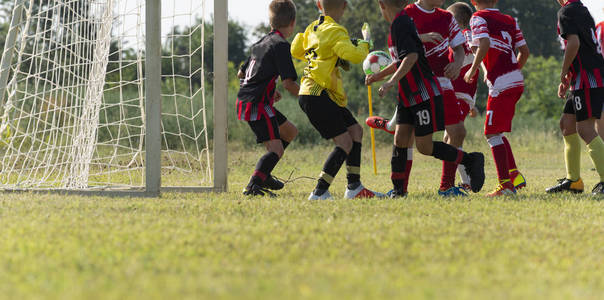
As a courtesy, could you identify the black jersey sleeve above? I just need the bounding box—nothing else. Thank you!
[558,7,580,39]
[392,17,420,60]
[274,42,298,81]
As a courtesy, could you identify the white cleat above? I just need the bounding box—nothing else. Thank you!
[308,190,333,200]
[344,184,386,199]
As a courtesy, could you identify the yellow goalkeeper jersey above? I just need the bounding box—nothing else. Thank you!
[291,15,369,107]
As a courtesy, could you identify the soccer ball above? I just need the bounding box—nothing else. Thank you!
[363,51,392,76]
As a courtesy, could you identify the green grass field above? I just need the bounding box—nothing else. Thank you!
[1,118,604,299]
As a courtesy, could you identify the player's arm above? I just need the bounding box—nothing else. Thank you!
[238,58,250,79]
[464,37,489,84]
[561,34,579,84]
[365,61,397,85]
[445,44,465,80]
[333,28,370,65]
[282,78,300,97]
[291,32,306,60]
[378,53,418,97]
[419,32,444,44]
[516,44,530,70]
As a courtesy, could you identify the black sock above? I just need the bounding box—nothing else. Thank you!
[316,147,348,192]
[431,142,468,164]
[346,142,362,189]
[248,152,280,188]
[281,139,290,150]
[391,145,407,190]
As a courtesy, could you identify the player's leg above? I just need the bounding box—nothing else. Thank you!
[484,89,522,196]
[260,110,298,191]
[598,108,604,140]
[343,119,384,199]
[439,90,467,196]
[390,122,414,198]
[574,88,604,195]
[546,107,584,194]
[366,105,397,135]
[412,97,485,193]
[299,92,352,200]
[243,115,283,197]
[456,99,473,191]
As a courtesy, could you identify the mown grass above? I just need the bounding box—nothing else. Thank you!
[0,117,603,299]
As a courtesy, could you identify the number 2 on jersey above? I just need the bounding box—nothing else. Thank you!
[501,31,518,64]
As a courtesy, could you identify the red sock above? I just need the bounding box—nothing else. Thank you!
[440,161,457,190]
[488,136,510,183]
[502,136,518,171]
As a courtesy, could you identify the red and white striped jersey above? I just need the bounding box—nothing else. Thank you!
[597,21,604,59]
[450,29,478,107]
[405,3,465,78]
[470,8,526,97]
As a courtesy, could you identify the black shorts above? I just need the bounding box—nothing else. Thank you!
[247,109,288,144]
[564,88,604,122]
[299,92,358,140]
[396,96,445,137]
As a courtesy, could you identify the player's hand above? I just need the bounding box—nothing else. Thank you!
[444,61,462,80]
[464,67,478,84]
[558,83,569,99]
[362,22,371,42]
[469,107,479,118]
[419,32,444,44]
[365,74,380,86]
[378,81,394,97]
[274,90,282,102]
[560,69,571,86]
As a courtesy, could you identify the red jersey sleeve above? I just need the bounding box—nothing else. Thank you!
[513,19,526,49]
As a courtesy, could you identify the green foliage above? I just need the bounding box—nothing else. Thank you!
[519,56,563,119]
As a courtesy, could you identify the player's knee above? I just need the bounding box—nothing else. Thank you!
[348,124,363,141]
[415,138,432,155]
[267,141,284,158]
[335,134,353,154]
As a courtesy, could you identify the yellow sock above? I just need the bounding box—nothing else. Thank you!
[564,134,581,181]
[586,136,604,182]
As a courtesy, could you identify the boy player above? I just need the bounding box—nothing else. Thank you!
[292,0,382,200]
[375,0,485,198]
[236,0,300,196]
[547,0,604,196]
[465,0,530,196]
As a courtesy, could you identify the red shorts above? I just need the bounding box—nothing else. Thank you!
[443,88,463,126]
[484,87,524,135]
[458,100,471,122]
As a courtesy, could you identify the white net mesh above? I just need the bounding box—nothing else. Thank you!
[0,0,212,190]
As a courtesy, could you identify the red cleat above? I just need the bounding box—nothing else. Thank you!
[366,116,394,135]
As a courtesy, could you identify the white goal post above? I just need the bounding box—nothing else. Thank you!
[0,0,228,196]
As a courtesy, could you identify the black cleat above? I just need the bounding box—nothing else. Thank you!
[243,184,277,197]
[546,178,584,194]
[387,189,408,199]
[260,175,284,190]
[592,182,604,196]
[464,152,485,193]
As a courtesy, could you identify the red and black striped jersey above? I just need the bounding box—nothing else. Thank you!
[389,10,441,108]
[236,30,298,121]
[557,0,604,91]
[470,8,525,97]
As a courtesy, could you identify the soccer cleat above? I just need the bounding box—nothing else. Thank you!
[486,182,516,197]
[243,184,277,197]
[365,116,395,135]
[459,183,471,192]
[387,189,408,198]
[464,152,485,193]
[344,184,385,199]
[438,186,468,197]
[510,171,527,190]
[545,178,584,194]
[260,175,284,190]
[591,182,604,196]
[308,189,333,200]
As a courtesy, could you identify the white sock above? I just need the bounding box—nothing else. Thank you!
[386,106,398,131]
[457,147,471,185]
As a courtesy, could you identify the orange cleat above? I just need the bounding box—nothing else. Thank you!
[487,182,516,197]
[365,116,395,135]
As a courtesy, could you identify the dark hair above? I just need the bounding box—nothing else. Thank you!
[380,0,407,8]
[447,2,474,28]
[269,0,296,29]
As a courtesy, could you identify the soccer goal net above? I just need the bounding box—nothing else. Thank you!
[0,0,228,196]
